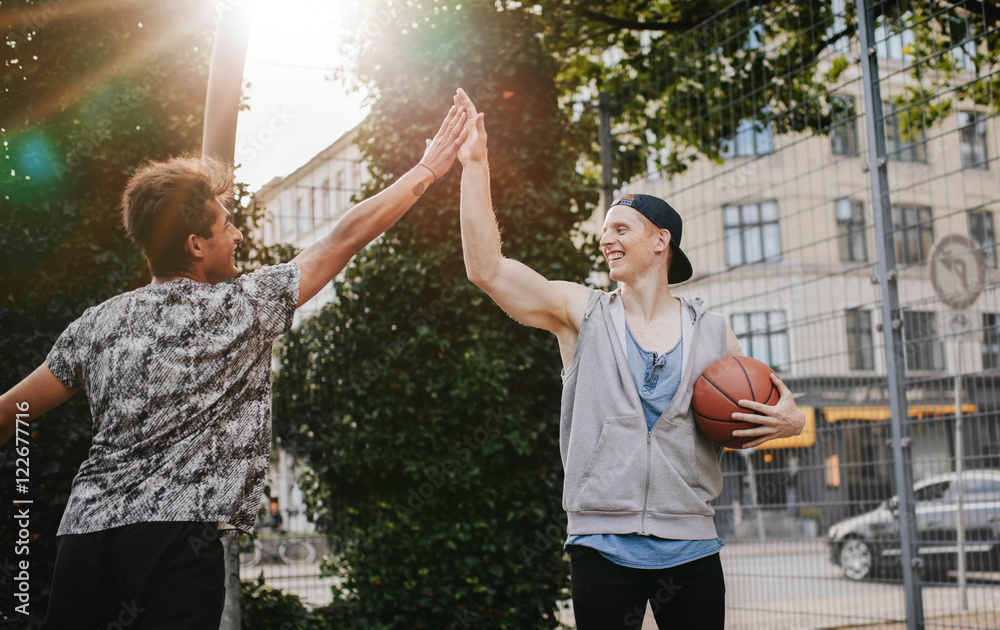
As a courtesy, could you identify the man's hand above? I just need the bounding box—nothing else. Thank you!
[729,372,805,449]
[417,100,468,182]
[291,99,466,309]
[455,88,487,166]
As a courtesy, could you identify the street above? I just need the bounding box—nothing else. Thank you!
[721,541,1000,630]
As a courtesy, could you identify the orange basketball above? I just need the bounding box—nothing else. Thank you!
[692,356,779,449]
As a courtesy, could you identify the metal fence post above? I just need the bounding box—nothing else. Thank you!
[598,92,614,220]
[854,1,924,627]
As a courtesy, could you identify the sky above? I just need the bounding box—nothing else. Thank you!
[233,0,369,192]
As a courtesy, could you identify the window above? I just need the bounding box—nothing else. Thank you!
[732,311,788,370]
[845,309,875,370]
[891,205,933,264]
[953,27,980,73]
[983,313,1000,370]
[321,179,330,219]
[830,96,859,156]
[720,118,774,158]
[884,102,927,163]
[836,198,867,261]
[296,196,310,232]
[969,210,997,268]
[335,170,345,215]
[723,201,781,266]
[875,17,914,62]
[914,480,950,503]
[960,477,1000,501]
[903,311,944,371]
[827,0,850,53]
[744,21,764,51]
[279,201,294,234]
[959,111,988,169]
[977,417,1000,469]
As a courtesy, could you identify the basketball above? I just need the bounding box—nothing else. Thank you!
[692,356,779,449]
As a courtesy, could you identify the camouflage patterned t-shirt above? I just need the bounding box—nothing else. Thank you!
[46,262,300,536]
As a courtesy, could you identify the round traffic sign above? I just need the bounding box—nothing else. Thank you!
[929,234,986,310]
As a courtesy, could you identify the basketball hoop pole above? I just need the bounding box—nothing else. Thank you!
[202,2,254,164]
[201,2,255,628]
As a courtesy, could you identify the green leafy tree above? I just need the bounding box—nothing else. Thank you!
[537,0,999,181]
[273,2,599,627]
[1,2,282,624]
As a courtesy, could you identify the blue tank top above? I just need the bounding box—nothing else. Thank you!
[565,322,723,569]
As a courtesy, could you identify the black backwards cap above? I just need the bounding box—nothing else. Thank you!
[609,193,693,284]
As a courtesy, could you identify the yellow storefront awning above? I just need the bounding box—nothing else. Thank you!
[823,404,977,423]
[725,406,817,451]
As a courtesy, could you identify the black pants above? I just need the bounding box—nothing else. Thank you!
[43,521,226,630]
[569,545,726,630]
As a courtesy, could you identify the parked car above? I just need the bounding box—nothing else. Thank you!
[828,469,1000,581]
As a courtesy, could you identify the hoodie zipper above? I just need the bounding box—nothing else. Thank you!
[640,303,703,535]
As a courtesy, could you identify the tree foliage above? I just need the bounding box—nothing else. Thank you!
[272,2,599,627]
[538,0,999,182]
[0,2,280,624]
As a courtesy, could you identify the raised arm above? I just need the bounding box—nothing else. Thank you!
[0,364,77,446]
[292,102,468,309]
[456,88,589,338]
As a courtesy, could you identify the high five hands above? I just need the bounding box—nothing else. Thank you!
[417,100,469,190]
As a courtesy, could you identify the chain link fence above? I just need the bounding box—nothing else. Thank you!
[605,0,1000,627]
[250,0,1000,627]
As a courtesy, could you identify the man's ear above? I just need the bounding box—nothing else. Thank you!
[185,233,205,260]
[653,228,671,254]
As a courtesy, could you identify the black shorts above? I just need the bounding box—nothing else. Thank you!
[43,521,226,630]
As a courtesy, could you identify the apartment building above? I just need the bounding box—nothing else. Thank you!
[624,35,999,529]
[256,124,369,325]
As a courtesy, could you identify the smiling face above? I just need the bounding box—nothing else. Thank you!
[600,205,670,283]
[198,200,244,284]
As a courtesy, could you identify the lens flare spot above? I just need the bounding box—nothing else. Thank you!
[13,132,61,185]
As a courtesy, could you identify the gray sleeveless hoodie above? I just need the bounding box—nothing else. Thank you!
[560,289,727,540]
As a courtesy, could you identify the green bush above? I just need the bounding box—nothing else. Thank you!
[241,577,326,630]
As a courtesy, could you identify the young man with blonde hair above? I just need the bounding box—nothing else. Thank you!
[455,88,803,629]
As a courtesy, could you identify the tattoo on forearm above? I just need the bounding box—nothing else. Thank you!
[412,182,425,197]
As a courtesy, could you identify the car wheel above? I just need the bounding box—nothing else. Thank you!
[840,538,873,581]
